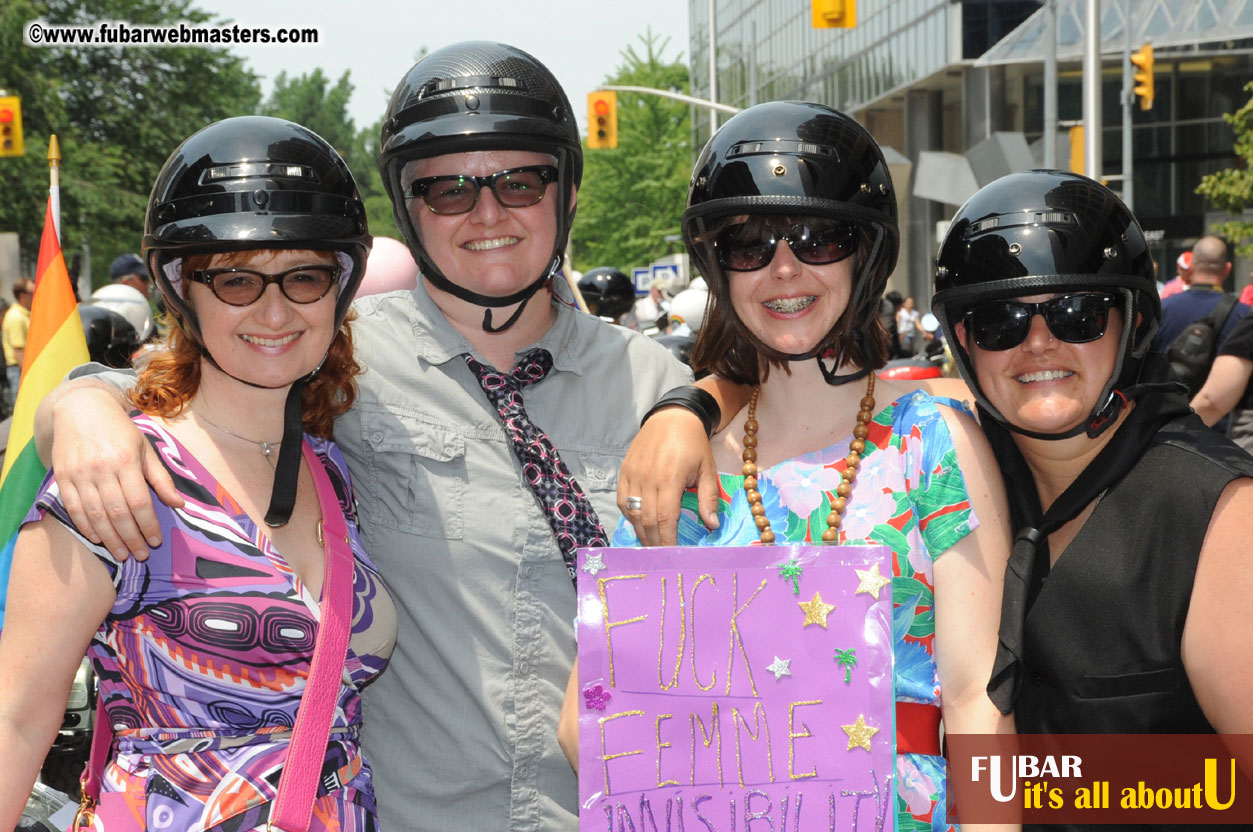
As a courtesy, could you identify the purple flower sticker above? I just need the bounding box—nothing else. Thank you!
[583,682,612,711]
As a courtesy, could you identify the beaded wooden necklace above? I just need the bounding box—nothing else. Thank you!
[742,372,876,545]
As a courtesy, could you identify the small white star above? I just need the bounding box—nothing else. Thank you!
[766,656,792,681]
[581,552,607,576]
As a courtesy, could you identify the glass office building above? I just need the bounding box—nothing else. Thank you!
[689,0,1253,300]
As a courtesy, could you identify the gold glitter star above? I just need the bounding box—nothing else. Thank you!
[841,713,880,752]
[853,562,892,600]
[797,590,836,628]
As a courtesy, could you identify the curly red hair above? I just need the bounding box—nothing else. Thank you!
[130,250,360,438]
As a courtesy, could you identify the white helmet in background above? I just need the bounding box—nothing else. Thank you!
[88,283,155,342]
[668,287,709,335]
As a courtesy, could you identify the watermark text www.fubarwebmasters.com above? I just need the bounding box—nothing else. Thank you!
[25,20,319,47]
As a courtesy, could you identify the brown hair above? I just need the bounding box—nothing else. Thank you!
[130,249,360,438]
[11,278,34,300]
[689,216,889,386]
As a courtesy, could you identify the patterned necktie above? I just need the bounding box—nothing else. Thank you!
[464,348,608,583]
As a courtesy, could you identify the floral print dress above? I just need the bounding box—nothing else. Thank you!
[614,390,979,832]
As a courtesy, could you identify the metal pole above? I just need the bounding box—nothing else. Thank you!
[1043,0,1058,168]
[748,19,758,108]
[708,0,718,136]
[1121,0,1134,210]
[603,85,740,114]
[1083,0,1102,180]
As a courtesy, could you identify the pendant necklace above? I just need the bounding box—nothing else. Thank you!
[191,406,281,470]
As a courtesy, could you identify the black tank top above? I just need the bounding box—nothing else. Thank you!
[1016,419,1253,734]
[1016,421,1253,832]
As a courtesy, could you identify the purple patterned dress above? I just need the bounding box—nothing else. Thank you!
[25,413,396,831]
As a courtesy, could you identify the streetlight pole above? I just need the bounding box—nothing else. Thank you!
[1043,0,1058,168]
[601,85,740,114]
[1083,0,1102,180]
[708,0,719,136]
[1121,0,1135,210]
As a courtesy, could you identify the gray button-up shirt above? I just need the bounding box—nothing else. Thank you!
[340,280,690,831]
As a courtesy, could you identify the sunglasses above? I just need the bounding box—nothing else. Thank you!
[187,264,340,307]
[406,165,558,215]
[964,293,1118,351]
[714,222,858,272]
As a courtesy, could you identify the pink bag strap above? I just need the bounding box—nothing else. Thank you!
[75,440,355,832]
[268,441,355,832]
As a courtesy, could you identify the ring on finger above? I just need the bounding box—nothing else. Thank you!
[625,495,643,512]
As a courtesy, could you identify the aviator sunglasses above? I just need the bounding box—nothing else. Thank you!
[964,293,1118,351]
[714,222,858,272]
[187,264,340,307]
[406,165,558,215]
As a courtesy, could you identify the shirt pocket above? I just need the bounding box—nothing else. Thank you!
[359,410,466,539]
[1075,666,1185,700]
[564,450,622,529]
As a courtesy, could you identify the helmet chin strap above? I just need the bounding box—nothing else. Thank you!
[417,253,560,334]
[774,231,887,387]
[997,378,1182,441]
[816,356,870,386]
[193,338,329,527]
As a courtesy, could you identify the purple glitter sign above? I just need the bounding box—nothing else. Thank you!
[576,544,894,832]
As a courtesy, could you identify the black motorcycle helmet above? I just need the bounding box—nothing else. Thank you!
[379,41,582,333]
[578,267,636,319]
[142,115,371,526]
[655,333,704,376]
[683,101,899,385]
[79,305,139,369]
[931,169,1160,440]
[143,115,370,347]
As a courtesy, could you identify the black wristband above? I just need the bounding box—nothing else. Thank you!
[642,385,722,438]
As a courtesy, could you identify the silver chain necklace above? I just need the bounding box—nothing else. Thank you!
[191,406,281,469]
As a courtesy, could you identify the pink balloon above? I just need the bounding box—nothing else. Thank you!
[359,236,419,295]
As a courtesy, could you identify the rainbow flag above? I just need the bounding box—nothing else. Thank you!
[0,196,89,627]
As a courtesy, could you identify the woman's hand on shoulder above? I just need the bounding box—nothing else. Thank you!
[44,382,182,561]
[619,376,750,545]
[618,406,718,545]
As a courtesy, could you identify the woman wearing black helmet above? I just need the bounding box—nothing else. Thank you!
[930,170,1253,738]
[0,116,396,831]
[31,43,688,831]
[378,40,583,341]
[564,101,1015,829]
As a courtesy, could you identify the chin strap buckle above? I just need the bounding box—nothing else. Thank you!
[1086,388,1128,438]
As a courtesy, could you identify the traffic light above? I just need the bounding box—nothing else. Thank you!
[0,94,24,158]
[812,0,856,28]
[1068,125,1085,176]
[1131,44,1154,111]
[587,91,618,150]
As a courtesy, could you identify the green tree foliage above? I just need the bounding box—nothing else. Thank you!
[260,71,398,239]
[262,68,355,152]
[0,0,261,287]
[1197,81,1253,257]
[574,31,690,273]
